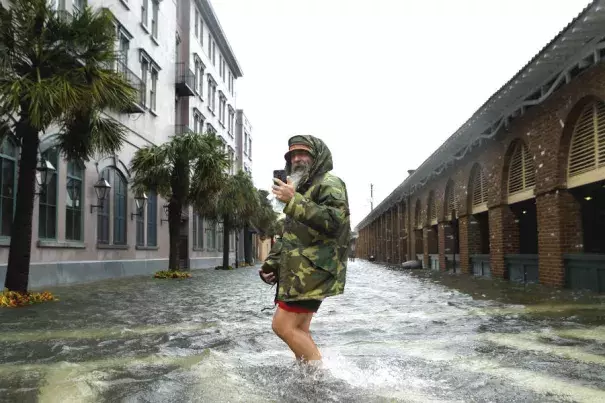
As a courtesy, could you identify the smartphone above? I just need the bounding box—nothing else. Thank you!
[273,169,287,183]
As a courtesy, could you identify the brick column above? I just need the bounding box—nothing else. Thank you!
[489,205,519,279]
[536,190,583,287]
[401,204,408,262]
[438,222,447,271]
[423,227,429,268]
[458,216,471,274]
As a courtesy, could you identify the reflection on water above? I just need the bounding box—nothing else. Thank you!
[1,261,605,402]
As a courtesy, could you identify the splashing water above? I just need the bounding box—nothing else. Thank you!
[1,261,605,402]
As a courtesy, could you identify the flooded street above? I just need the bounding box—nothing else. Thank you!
[1,261,605,403]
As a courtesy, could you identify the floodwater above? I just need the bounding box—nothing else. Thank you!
[1,261,605,403]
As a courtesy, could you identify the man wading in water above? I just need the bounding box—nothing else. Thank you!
[259,135,351,363]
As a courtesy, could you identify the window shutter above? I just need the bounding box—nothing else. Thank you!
[429,192,437,223]
[508,141,535,195]
[445,182,458,218]
[568,101,605,188]
[472,166,488,206]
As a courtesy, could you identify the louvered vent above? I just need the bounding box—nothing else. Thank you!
[429,192,437,222]
[472,166,488,206]
[568,102,605,181]
[508,141,535,195]
[445,182,458,216]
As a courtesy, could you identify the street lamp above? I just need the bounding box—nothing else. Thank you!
[131,192,148,220]
[35,158,56,196]
[161,203,170,225]
[90,178,111,213]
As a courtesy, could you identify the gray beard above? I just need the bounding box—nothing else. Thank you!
[290,165,309,189]
[290,171,305,188]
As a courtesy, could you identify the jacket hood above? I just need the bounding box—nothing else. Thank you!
[284,135,333,190]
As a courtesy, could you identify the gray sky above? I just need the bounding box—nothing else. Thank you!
[211,0,591,228]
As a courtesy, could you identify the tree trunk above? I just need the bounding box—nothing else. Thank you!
[235,232,239,268]
[222,216,230,269]
[244,226,252,264]
[168,197,181,271]
[4,122,39,292]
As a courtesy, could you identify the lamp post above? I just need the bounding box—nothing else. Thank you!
[90,178,111,213]
[35,158,56,195]
[66,178,81,206]
[131,192,148,220]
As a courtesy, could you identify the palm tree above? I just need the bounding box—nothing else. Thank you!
[0,0,136,292]
[252,189,279,242]
[196,170,259,269]
[130,131,228,271]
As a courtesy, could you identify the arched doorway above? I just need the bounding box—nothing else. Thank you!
[468,164,491,276]
[443,180,460,272]
[564,100,605,292]
[504,140,538,283]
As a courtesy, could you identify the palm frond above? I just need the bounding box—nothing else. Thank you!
[58,110,126,162]
[130,145,172,199]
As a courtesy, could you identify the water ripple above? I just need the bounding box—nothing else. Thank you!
[1,261,605,402]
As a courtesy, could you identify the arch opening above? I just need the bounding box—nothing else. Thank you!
[468,164,491,277]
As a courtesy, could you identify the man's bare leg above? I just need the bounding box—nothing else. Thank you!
[272,307,321,362]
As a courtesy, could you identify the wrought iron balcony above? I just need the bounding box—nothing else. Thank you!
[115,55,146,114]
[175,63,196,97]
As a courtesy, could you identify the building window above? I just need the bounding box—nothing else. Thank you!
[205,219,215,249]
[228,147,235,174]
[248,138,252,159]
[218,94,224,125]
[38,147,59,240]
[207,33,211,56]
[193,108,204,134]
[74,0,86,15]
[66,160,84,241]
[217,223,223,251]
[141,58,149,103]
[193,213,203,249]
[149,68,157,111]
[244,131,249,155]
[207,76,216,112]
[147,191,157,246]
[194,60,200,93]
[136,203,144,246]
[199,63,204,95]
[97,167,128,245]
[0,139,17,237]
[113,171,127,245]
[140,50,161,113]
[194,8,199,38]
[151,0,159,39]
[228,107,234,136]
[141,0,148,27]
[207,123,216,135]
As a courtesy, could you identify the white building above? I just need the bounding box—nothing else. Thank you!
[0,0,254,287]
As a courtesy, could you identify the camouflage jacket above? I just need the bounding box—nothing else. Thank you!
[261,135,351,302]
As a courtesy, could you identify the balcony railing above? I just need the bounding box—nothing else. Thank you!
[175,62,195,97]
[115,55,146,114]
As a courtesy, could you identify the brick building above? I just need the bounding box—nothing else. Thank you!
[355,0,605,293]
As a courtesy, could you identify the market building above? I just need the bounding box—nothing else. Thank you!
[355,0,605,293]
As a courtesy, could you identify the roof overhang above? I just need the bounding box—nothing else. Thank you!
[198,0,244,78]
[356,0,605,231]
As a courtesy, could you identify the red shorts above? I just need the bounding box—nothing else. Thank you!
[276,299,322,313]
